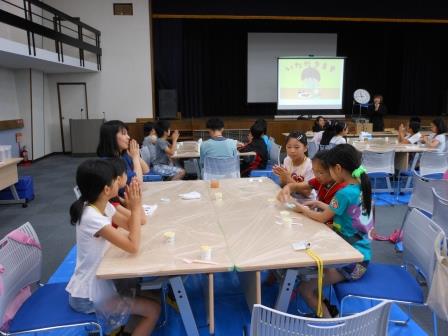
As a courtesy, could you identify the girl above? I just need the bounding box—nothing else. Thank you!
[67,159,160,335]
[292,144,373,318]
[277,150,347,214]
[273,131,314,187]
[312,116,326,132]
[320,121,347,146]
[239,123,268,177]
[108,158,147,227]
[421,118,447,152]
[97,120,150,184]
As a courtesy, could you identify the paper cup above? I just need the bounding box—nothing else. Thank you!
[200,245,212,261]
[214,192,223,201]
[164,231,175,244]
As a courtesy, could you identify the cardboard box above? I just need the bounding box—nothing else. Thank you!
[355,122,373,134]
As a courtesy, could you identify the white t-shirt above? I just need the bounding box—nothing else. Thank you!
[66,202,116,301]
[283,156,314,183]
[311,131,324,145]
[330,135,347,145]
[405,132,421,145]
[428,133,446,152]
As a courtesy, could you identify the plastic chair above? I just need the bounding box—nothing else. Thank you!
[140,146,151,166]
[419,151,448,177]
[361,150,395,194]
[0,222,102,335]
[268,143,282,167]
[307,142,318,159]
[408,171,448,215]
[202,155,240,180]
[73,186,81,200]
[432,188,448,236]
[143,174,163,182]
[318,143,335,151]
[334,209,445,335]
[250,301,391,336]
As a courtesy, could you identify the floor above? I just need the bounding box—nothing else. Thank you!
[0,154,446,335]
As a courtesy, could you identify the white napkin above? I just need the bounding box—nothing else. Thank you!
[178,191,201,200]
[142,204,158,216]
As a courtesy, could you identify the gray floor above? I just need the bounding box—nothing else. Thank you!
[0,154,446,335]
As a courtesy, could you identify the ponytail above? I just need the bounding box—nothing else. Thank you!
[70,198,85,225]
[359,172,372,215]
[321,120,346,145]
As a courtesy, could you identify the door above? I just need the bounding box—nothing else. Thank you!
[57,83,88,152]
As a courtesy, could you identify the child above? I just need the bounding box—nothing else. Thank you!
[97,120,149,184]
[320,120,347,146]
[398,121,421,144]
[67,159,160,335]
[421,118,447,152]
[152,120,185,180]
[141,122,158,166]
[199,118,237,166]
[312,116,326,133]
[108,158,146,227]
[292,144,372,318]
[277,150,347,212]
[239,123,268,177]
[273,131,314,187]
[254,118,273,152]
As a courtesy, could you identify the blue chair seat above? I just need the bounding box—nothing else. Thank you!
[143,174,162,182]
[10,282,98,332]
[334,263,424,304]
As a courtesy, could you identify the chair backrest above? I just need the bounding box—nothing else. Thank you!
[409,171,448,214]
[250,302,391,336]
[307,142,318,159]
[432,188,448,236]
[420,151,448,177]
[0,222,42,324]
[140,146,151,166]
[202,155,240,180]
[318,143,335,151]
[73,186,81,200]
[402,209,445,288]
[361,150,395,175]
[269,143,281,165]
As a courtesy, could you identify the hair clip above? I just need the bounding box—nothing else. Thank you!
[296,134,303,141]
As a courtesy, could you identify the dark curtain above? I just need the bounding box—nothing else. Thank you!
[153,19,448,118]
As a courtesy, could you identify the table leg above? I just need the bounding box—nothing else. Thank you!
[274,269,299,312]
[238,271,261,312]
[395,152,409,171]
[169,276,199,336]
[0,185,26,206]
[207,273,215,334]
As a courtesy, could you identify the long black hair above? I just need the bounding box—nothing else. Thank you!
[70,159,117,225]
[326,144,372,215]
[432,117,447,135]
[321,120,347,146]
[96,120,128,157]
[312,116,325,132]
[311,149,329,169]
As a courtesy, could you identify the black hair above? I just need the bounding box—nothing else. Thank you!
[206,118,224,131]
[107,157,126,177]
[250,123,264,139]
[254,119,267,134]
[70,159,116,225]
[320,121,347,145]
[408,121,421,134]
[143,122,155,137]
[155,120,171,137]
[326,144,372,215]
[312,116,325,132]
[432,117,447,135]
[311,149,329,169]
[301,67,320,81]
[286,131,308,147]
[409,116,421,124]
[96,120,128,157]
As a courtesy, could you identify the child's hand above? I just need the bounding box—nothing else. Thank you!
[129,139,140,159]
[303,200,328,211]
[172,130,180,141]
[292,202,307,213]
[272,165,288,178]
[125,180,142,210]
[277,185,291,202]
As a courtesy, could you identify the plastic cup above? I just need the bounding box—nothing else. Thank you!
[210,180,220,188]
[200,245,212,261]
[163,231,175,244]
[214,192,223,201]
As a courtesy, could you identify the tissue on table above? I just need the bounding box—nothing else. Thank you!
[178,191,201,200]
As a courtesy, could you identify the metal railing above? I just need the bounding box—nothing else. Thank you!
[0,0,101,70]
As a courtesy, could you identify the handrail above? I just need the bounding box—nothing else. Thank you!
[0,0,101,70]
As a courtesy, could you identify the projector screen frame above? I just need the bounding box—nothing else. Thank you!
[276,56,346,111]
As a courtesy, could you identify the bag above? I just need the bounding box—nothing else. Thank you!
[426,233,448,321]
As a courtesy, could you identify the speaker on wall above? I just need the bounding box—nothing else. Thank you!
[158,89,178,119]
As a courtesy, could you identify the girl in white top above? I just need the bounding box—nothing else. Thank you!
[320,120,347,147]
[421,118,447,152]
[273,131,314,186]
[398,121,421,144]
[67,159,160,335]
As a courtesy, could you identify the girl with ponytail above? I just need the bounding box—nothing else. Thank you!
[290,144,373,318]
[320,120,348,146]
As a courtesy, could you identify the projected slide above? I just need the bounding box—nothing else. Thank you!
[277,57,345,110]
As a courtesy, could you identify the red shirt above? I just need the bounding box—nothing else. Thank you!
[308,178,347,205]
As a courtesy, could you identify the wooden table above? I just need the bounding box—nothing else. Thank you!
[0,158,26,206]
[97,179,362,334]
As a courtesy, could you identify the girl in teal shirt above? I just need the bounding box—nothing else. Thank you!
[292,144,373,318]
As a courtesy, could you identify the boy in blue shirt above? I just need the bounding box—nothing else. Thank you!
[199,118,237,166]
